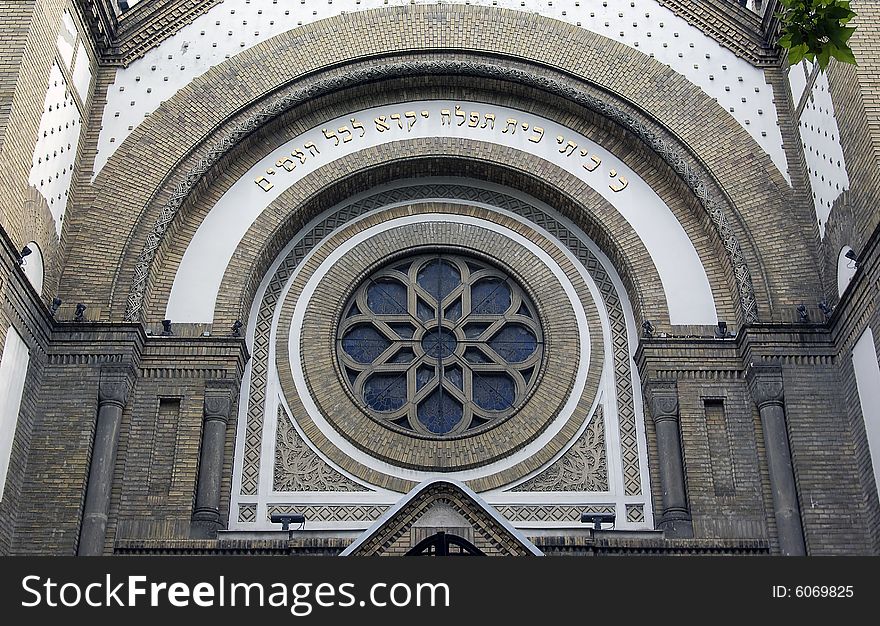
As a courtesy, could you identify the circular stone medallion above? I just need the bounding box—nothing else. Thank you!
[279,208,603,486]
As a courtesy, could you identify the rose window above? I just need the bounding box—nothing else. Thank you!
[336,253,544,437]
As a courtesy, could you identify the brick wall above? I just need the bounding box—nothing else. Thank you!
[0,229,50,555]
[0,1,97,304]
[816,0,880,553]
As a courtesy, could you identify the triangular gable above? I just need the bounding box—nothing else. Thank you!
[340,479,543,556]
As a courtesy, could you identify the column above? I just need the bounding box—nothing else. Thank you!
[190,382,234,539]
[747,364,806,556]
[78,366,134,556]
[646,380,693,538]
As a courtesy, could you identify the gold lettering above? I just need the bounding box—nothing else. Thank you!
[455,105,466,126]
[610,175,629,192]
[322,128,339,146]
[276,156,296,172]
[582,154,601,172]
[559,140,577,156]
[374,115,391,132]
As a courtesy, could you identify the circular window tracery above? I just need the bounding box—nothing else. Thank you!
[337,253,544,437]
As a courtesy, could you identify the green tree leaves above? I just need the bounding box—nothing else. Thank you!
[777,0,857,69]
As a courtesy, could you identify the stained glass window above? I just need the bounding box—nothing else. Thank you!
[337,253,543,437]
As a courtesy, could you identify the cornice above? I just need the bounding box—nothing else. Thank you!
[656,0,784,67]
[75,0,224,67]
[75,1,784,69]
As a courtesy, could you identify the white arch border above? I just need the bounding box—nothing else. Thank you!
[167,100,717,326]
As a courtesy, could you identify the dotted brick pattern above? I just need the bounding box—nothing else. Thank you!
[0,0,94,307]
[28,62,81,235]
[93,2,787,179]
[65,10,807,324]
[796,68,850,237]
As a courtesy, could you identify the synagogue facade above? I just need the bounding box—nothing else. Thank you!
[0,0,878,556]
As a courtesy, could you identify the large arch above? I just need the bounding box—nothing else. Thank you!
[58,7,820,326]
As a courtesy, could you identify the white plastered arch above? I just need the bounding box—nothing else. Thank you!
[167,100,718,326]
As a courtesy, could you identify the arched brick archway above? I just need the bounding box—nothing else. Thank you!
[59,7,821,326]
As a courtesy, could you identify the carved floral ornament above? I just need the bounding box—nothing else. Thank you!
[97,366,135,406]
[652,394,680,420]
[749,377,785,408]
[204,394,232,420]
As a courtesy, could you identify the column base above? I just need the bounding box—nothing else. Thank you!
[190,507,221,539]
[659,509,694,538]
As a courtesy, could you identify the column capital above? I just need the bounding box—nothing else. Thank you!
[97,366,136,407]
[204,381,235,423]
[645,380,679,424]
[747,363,784,409]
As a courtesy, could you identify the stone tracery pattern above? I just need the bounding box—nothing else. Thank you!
[237,504,256,523]
[512,407,607,492]
[235,183,644,500]
[337,253,543,437]
[495,504,615,523]
[125,59,758,326]
[268,504,389,523]
[627,504,646,523]
[273,409,367,492]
